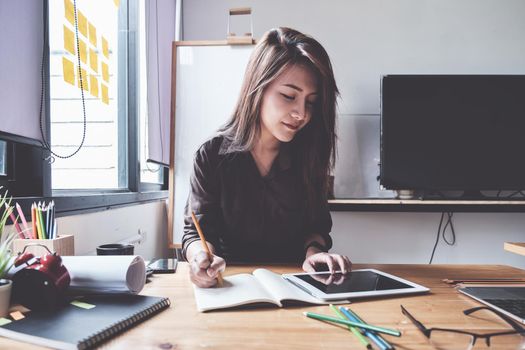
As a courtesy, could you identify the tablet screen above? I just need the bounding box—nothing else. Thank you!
[294,270,413,294]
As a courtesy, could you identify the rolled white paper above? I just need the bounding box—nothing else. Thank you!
[61,255,146,294]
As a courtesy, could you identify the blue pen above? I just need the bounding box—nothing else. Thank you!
[339,307,393,350]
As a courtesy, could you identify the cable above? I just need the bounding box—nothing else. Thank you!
[442,212,456,245]
[39,0,87,161]
[429,213,444,264]
[429,212,456,264]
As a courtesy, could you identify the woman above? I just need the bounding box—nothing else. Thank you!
[182,27,351,288]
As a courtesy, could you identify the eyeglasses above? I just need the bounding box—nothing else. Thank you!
[401,305,525,350]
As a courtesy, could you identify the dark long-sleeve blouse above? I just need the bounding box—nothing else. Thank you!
[182,135,332,263]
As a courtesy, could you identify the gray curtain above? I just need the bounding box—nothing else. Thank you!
[0,0,45,144]
[145,0,177,166]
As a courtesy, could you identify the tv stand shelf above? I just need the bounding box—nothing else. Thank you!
[328,199,525,212]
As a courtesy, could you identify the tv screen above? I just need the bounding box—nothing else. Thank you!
[380,75,525,194]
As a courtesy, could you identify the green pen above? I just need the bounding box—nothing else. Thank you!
[303,311,401,337]
[329,305,372,349]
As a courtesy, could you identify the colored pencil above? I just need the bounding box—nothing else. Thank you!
[340,307,393,350]
[37,202,45,239]
[31,203,37,239]
[303,312,401,337]
[15,202,30,238]
[330,305,371,349]
[45,204,51,239]
[5,203,24,238]
[191,211,223,286]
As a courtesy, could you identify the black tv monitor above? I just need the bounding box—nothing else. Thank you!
[380,75,525,195]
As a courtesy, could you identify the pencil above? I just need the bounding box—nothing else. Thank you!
[15,202,30,238]
[31,203,37,239]
[330,305,371,349]
[190,211,223,286]
[5,203,24,239]
[37,202,46,239]
[303,312,401,337]
[341,307,394,350]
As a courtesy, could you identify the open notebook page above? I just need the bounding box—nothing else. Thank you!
[193,273,278,311]
[252,269,328,304]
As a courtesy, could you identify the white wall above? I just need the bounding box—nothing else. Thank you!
[181,0,525,269]
[332,212,525,268]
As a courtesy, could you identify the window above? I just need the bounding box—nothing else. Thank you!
[1,0,167,214]
[49,0,127,190]
[0,0,167,215]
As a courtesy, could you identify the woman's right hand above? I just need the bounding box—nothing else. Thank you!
[189,250,226,288]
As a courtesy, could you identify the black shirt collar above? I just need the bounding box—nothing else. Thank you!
[218,136,291,171]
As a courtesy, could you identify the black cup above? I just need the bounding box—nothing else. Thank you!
[96,243,134,255]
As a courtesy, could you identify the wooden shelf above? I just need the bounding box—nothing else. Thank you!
[328,198,525,212]
[504,242,525,256]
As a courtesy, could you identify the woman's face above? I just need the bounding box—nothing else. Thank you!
[259,64,318,146]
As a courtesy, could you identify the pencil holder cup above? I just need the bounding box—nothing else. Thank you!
[13,235,75,257]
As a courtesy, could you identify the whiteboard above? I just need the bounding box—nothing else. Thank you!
[171,44,253,246]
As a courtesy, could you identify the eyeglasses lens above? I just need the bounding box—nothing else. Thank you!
[429,330,474,350]
[429,330,524,350]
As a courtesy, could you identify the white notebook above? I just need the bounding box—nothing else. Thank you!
[193,268,344,312]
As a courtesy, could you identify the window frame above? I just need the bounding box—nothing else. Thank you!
[2,0,168,219]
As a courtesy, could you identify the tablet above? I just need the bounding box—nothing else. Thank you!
[282,269,429,301]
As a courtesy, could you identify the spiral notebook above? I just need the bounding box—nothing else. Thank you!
[0,294,170,349]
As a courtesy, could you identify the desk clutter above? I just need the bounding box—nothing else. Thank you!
[0,253,170,349]
[0,196,171,350]
[6,200,75,257]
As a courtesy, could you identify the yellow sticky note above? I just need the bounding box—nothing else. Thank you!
[101,84,109,105]
[77,67,89,91]
[90,74,99,98]
[63,25,75,56]
[101,62,109,83]
[62,57,75,85]
[10,311,25,321]
[88,22,97,47]
[77,11,88,37]
[71,300,96,309]
[89,48,98,72]
[79,39,87,64]
[113,0,120,7]
[0,318,11,326]
[64,0,75,26]
[102,36,109,58]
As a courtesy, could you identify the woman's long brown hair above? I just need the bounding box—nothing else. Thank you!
[219,27,339,214]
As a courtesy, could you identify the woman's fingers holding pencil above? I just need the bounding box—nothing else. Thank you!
[190,251,225,288]
[190,251,214,287]
[206,255,226,278]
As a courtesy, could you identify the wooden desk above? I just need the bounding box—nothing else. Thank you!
[2,263,525,349]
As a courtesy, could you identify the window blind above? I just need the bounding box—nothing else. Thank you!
[0,0,45,145]
[145,0,177,166]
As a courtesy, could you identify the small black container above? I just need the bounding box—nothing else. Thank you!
[96,243,134,255]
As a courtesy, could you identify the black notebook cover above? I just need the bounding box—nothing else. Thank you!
[0,294,171,350]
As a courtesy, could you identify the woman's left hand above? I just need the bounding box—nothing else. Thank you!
[302,252,352,274]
